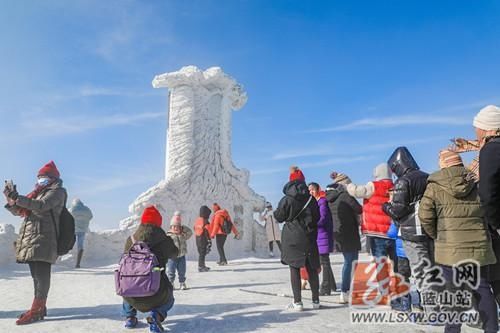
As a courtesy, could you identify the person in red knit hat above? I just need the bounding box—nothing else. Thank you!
[289,165,305,182]
[274,166,321,311]
[121,206,179,332]
[3,160,66,325]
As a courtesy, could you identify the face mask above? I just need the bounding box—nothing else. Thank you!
[37,177,51,186]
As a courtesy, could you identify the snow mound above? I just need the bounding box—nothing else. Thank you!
[0,224,17,265]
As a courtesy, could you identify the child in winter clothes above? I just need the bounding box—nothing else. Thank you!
[194,206,212,272]
[166,212,193,290]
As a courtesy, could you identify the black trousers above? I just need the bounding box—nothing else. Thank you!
[290,259,319,303]
[196,235,208,268]
[397,257,411,282]
[490,280,500,307]
[320,254,337,293]
[28,261,51,299]
[216,234,228,263]
[268,241,282,252]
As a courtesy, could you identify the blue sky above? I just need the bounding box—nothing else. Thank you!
[1,0,500,230]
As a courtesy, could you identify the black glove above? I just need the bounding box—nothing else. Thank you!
[7,185,18,201]
[381,202,390,214]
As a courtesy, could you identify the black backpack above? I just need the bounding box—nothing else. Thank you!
[222,217,233,234]
[50,195,76,256]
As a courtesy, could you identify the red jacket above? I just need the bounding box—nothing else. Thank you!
[210,210,239,238]
[361,179,393,237]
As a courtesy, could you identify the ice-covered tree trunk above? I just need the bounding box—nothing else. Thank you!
[121,66,266,258]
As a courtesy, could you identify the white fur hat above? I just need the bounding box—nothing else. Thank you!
[373,163,392,181]
[473,105,500,131]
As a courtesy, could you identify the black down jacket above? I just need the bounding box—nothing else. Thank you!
[326,184,362,253]
[274,180,321,269]
[479,137,500,281]
[382,147,430,242]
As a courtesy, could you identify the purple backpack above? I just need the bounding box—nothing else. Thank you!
[114,235,161,297]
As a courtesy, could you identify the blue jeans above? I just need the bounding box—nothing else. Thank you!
[121,295,175,320]
[75,232,86,250]
[341,251,359,292]
[370,237,394,259]
[167,256,186,283]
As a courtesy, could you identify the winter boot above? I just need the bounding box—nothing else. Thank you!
[179,282,188,290]
[146,310,164,333]
[16,298,47,325]
[75,249,84,268]
[124,316,138,329]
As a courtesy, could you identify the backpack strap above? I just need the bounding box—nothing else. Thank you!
[290,195,313,222]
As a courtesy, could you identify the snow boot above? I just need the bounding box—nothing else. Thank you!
[124,316,138,329]
[75,249,84,268]
[146,310,164,333]
[16,298,46,325]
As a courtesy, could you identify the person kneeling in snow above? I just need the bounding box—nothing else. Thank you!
[167,211,193,290]
[121,206,178,332]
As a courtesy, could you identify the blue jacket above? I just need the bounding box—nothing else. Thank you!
[386,222,406,258]
[69,200,93,233]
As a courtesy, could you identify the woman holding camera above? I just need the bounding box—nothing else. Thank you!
[4,161,67,326]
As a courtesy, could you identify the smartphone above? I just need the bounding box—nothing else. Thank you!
[5,180,14,191]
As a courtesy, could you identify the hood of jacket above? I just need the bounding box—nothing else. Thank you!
[428,166,475,199]
[373,163,392,181]
[132,224,169,248]
[325,183,345,203]
[199,205,211,219]
[388,147,420,178]
[282,180,310,201]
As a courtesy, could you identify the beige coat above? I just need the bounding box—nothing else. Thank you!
[6,180,66,264]
[260,210,281,242]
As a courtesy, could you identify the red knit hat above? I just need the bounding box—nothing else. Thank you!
[290,168,306,182]
[38,161,60,179]
[141,206,163,227]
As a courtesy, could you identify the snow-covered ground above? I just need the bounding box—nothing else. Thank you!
[0,254,475,333]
